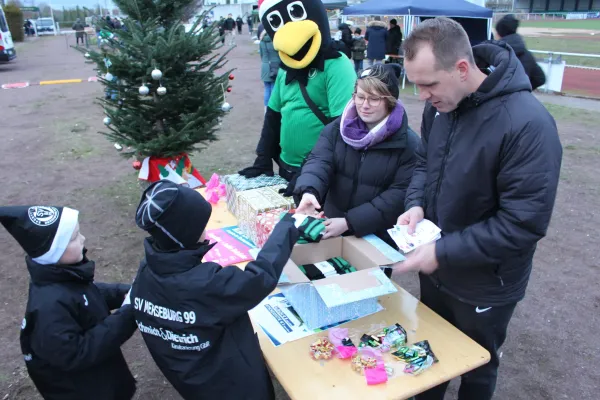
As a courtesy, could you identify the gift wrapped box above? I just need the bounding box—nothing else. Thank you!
[255,209,287,248]
[223,174,287,217]
[237,188,295,245]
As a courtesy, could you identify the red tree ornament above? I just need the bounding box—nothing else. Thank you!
[227,87,232,93]
[228,74,235,80]
[132,160,142,170]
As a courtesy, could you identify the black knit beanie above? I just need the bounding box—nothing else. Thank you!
[496,14,519,38]
[359,63,402,99]
[136,180,212,251]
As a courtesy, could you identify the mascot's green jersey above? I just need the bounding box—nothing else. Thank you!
[268,57,356,167]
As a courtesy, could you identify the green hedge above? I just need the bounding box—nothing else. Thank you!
[4,3,24,42]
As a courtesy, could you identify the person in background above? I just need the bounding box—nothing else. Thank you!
[72,18,85,45]
[236,15,244,35]
[294,64,418,247]
[365,16,388,68]
[256,22,264,39]
[224,14,236,47]
[337,22,353,58]
[351,28,367,74]
[247,15,254,36]
[113,17,122,30]
[106,16,115,29]
[260,31,281,111]
[386,19,403,58]
[24,20,34,36]
[495,14,546,90]
[396,17,562,400]
[218,17,225,45]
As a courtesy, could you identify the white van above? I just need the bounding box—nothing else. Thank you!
[0,5,16,62]
[35,17,57,36]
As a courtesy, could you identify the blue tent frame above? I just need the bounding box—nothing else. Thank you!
[342,0,494,89]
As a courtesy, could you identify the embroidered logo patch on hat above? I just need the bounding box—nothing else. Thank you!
[28,206,60,227]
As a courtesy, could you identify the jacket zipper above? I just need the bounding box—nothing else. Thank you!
[432,112,458,224]
[349,152,367,208]
[494,265,505,286]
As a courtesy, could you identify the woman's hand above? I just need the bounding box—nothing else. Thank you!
[296,193,322,216]
[322,218,349,239]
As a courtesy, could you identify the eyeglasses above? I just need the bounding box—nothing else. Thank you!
[353,93,388,107]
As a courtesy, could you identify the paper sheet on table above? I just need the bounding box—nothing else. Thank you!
[249,293,384,347]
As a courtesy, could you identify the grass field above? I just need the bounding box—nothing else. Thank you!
[523,36,600,67]
[519,19,600,30]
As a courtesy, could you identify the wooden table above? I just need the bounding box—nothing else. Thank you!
[200,189,490,399]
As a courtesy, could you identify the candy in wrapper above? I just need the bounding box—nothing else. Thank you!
[351,353,378,374]
[392,340,438,376]
[382,323,407,350]
[328,328,357,359]
[413,340,438,362]
[309,338,335,361]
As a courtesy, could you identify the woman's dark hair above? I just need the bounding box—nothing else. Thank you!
[354,27,362,35]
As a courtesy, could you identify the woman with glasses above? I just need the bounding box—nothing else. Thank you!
[294,64,419,244]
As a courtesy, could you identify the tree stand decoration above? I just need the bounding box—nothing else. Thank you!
[80,0,233,189]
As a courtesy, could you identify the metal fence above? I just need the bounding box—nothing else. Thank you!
[531,50,600,97]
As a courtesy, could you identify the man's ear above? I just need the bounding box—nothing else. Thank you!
[456,59,470,82]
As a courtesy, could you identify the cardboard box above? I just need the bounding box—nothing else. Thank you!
[279,236,399,330]
[237,187,295,245]
[223,174,287,216]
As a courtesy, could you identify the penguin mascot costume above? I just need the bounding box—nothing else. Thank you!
[239,0,357,195]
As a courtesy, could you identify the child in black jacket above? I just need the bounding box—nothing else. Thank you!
[0,206,137,400]
[131,180,301,400]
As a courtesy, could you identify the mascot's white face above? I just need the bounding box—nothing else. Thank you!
[259,0,332,70]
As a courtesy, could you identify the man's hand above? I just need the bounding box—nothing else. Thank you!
[397,206,425,234]
[391,242,439,275]
[296,193,321,217]
[322,218,349,240]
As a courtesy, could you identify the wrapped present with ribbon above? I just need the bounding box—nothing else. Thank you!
[237,187,295,245]
[223,174,287,216]
[255,208,288,248]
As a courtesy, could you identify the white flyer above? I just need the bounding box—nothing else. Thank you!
[249,293,383,347]
[387,219,442,253]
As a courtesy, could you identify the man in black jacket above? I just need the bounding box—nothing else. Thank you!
[223,13,236,46]
[1,205,136,400]
[131,181,301,400]
[395,18,562,400]
[386,19,403,56]
[496,14,546,90]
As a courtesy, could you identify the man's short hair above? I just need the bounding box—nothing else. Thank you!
[390,19,397,25]
[402,17,475,71]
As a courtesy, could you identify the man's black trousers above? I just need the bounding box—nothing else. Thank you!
[416,274,517,400]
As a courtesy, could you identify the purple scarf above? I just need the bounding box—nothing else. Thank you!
[340,100,405,150]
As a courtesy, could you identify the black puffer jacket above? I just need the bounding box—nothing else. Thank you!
[131,216,299,400]
[386,25,403,55]
[295,112,419,241]
[499,33,546,90]
[406,41,562,306]
[20,256,136,400]
[338,23,353,58]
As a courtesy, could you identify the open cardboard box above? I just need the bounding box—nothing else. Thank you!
[278,236,399,330]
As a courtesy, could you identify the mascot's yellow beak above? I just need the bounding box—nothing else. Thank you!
[273,20,322,70]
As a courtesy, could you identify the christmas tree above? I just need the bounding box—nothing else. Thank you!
[84,0,232,187]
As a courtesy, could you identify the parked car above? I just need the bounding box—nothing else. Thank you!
[35,18,57,36]
[0,5,16,62]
